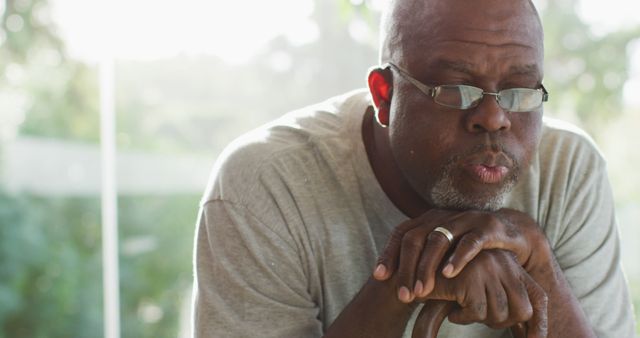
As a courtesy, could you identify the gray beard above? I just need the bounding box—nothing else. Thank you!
[429,165,518,212]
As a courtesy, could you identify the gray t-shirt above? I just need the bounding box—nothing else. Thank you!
[193,90,636,337]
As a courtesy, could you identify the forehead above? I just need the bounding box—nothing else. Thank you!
[388,0,543,76]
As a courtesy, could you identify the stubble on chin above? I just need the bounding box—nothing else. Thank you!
[428,161,519,212]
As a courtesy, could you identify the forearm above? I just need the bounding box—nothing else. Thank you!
[324,277,416,338]
[527,240,596,338]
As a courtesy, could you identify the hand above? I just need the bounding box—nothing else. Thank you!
[373,208,547,301]
[415,250,548,338]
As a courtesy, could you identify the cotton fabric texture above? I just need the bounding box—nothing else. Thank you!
[193,90,636,338]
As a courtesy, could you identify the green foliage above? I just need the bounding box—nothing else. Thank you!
[1,0,64,64]
[118,195,198,338]
[1,0,100,143]
[540,0,640,136]
[19,60,100,142]
[0,192,199,338]
[0,192,103,338]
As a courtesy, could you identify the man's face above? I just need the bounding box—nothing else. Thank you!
[387,0,544,211]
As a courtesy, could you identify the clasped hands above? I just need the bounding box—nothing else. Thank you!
[373,209,550,337]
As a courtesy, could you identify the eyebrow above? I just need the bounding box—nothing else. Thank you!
[432,59,475,75]
[429,59,540,77]
[508,64,540,76]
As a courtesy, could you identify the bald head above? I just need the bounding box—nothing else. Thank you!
[379,0,543,65]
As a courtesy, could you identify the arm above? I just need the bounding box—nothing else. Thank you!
[501,210,596,338]
[542,167,635,338]
[324,276,417,338]
[196,200,485,338]
[193,200,323,337]
[195,200,546,338]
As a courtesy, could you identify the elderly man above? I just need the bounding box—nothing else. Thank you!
[192,0,636,337]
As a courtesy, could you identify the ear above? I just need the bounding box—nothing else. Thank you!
[367,68,393,127]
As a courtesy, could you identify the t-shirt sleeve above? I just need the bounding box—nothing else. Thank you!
[552,165,636,338]
[192,199,322,338]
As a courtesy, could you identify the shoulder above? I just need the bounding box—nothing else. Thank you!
[538,117,607,175]
[201,90,371,206]
[508,117,610,231]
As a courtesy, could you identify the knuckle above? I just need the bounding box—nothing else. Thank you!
[397,219,416,232]
[473,301,488,320]
[494,296,509,322]
[401,233,424,251]
[388,221,414,242]
[514,303,534,322]
[487,218,502,233]
[389,228,406,244]
[535,288,549,305]
[462,300,487,320]
[494,312,509,325]
[458,234,484,250]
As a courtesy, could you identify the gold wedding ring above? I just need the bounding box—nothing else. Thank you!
[432,226,454,244]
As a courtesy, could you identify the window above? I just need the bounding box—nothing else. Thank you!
[1,0,638,337]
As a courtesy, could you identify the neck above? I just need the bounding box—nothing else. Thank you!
[361,106,430,218]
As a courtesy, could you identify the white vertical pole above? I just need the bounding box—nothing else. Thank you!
[99,6,120,337]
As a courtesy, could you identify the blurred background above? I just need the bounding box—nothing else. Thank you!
[0,0,638,337]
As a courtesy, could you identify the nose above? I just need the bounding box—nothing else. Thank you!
[465,93,511,133]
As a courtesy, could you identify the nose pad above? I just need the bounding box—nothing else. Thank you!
[465,92,511,133]
[483,92,501,108]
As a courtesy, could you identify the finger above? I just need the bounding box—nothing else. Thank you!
[448,300,488,325]
[522,274,548,338]
[374,219,419,281]
[397,226,432,302]
[414,229,453,298]
[443,212,529,278]
[503,271,534,326]
[438,211,496,278]
[447,284,488,324]
[485,280,510,328]
[442,230,488,278]
[378,209,453,283]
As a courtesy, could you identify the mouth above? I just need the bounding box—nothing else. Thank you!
[461,150,515,184]
[466,164,510,184]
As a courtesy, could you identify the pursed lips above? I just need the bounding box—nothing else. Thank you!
[462,151,515,184]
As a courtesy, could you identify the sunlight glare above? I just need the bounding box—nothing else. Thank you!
[578,0,640,37]
[51,0,315,64]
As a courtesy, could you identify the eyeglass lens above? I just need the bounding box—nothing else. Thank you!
[434,85,543,112]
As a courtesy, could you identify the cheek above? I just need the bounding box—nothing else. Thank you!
[388,104,456,182]
[511,112,543,167]
[389,92,463,166]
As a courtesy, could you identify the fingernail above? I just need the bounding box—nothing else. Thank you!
[398,286,412,303]
[373,264,387,279]
[414,280,423,296]
[442,264,454,277]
